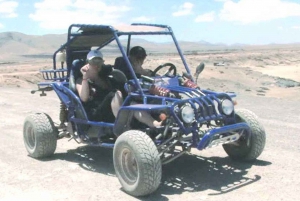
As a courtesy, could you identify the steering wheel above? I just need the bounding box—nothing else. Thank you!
[151,63,177,78]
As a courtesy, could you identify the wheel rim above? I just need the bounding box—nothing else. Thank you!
[25,124,36,149]
[120,148,138,184]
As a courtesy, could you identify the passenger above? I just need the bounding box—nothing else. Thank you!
[76,49,122,123]
[77,49,161,128]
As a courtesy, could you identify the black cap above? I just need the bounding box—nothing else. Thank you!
[129,46,147,59]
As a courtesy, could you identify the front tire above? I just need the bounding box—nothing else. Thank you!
[113,130,161,197]
[23,113,58,158]
[223,109,266,161]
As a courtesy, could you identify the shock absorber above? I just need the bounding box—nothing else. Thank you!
[183,79,199,89]
[149,85,171,97]
[59,102,67,128]
[179,76,199,89]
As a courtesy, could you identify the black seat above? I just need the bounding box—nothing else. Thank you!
[114,57,135,80]
[67,59,89,121]
[69,59,85,93]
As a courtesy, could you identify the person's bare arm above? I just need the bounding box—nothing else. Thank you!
[134,64,152,76]
[142,69,153,76]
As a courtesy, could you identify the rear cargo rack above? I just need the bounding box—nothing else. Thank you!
[40,69,68,81]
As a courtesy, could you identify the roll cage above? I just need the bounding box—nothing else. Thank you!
[36,22,247,142]
[51,23,192,94]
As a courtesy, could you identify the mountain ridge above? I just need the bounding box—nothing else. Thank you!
[1,31,299,61]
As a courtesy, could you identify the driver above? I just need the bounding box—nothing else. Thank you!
[128,46,165,127]
[130,46,178,79]
[128,46,153,77]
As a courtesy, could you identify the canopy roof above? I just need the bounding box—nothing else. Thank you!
[66,24,171,50]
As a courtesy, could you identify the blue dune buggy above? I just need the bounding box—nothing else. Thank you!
[23,23,266,197]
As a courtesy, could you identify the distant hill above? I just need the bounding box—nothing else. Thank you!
[1,31,299,62]
[0,32,67,52]
[0,32,67,61]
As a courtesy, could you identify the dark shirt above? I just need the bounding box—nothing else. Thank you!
[79,77,116,122]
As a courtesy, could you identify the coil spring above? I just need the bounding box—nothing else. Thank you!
[183,79,198,89]
[149,85,170,97]
[59,102,67,124]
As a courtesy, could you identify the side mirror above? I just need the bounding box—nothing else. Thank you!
[194,62,205,83]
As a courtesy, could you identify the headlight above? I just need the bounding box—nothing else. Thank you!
[221,99,234,115]
[181,105,195,123]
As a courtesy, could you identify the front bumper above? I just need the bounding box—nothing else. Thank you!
[197,122,250,150]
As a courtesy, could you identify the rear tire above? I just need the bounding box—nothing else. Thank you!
[23,113,58,158]
[223,109,266,161]
[113,130,161,197]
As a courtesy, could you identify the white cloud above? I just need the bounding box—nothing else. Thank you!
[29,0,131,30]
[278,26,283,30]
[0,22,4,28]
[172,2,193,17]
[131,16,154,23]
[292,26,300,29]
[195,11,215,22]
[0,0,18,18]
[219,0,300,24]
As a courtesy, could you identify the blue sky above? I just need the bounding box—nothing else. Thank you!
[1,0,300,45]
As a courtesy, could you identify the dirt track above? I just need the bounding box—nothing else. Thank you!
[0,86,300,201]
[1,50,300,200]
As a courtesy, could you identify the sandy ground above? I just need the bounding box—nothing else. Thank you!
[0,48,300,201]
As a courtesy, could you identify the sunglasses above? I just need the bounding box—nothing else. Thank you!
[88,58,104,66]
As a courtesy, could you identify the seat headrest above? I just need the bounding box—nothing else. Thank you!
[110,69,127,84]
[114,57,133,80]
